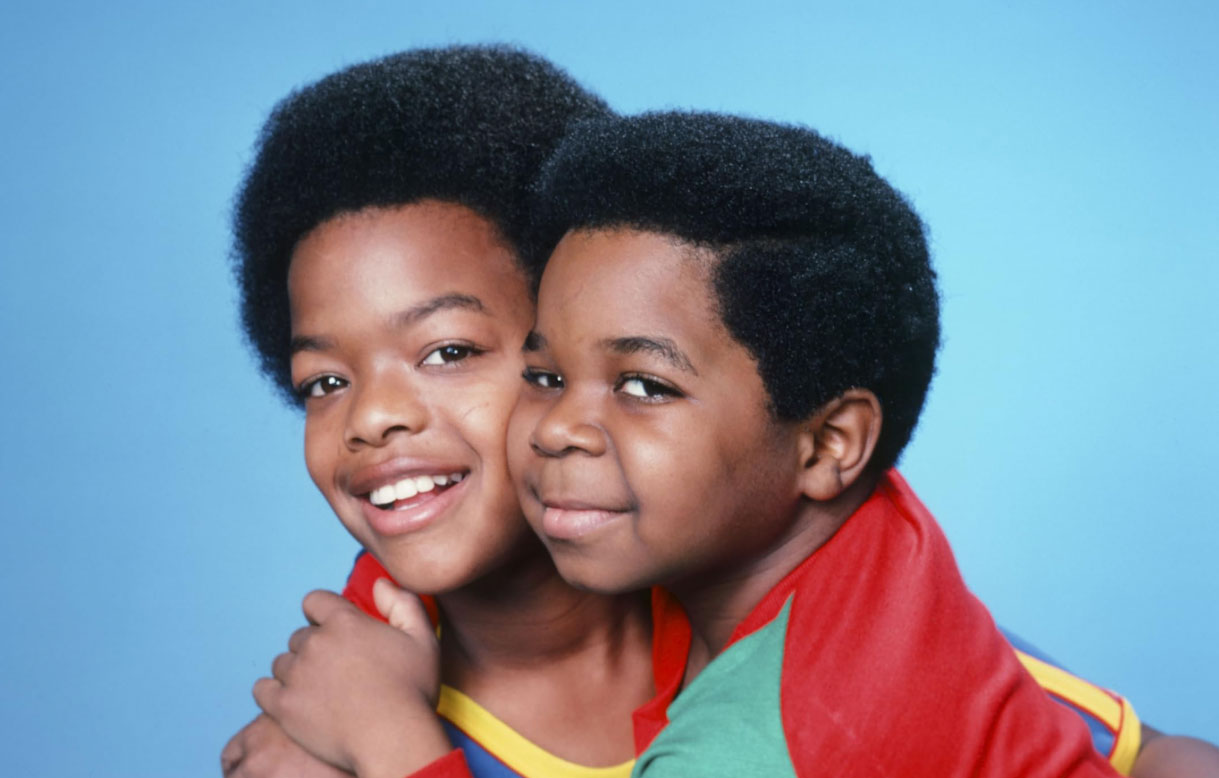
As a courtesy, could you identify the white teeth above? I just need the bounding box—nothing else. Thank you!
[370,485,396,507]
[369,472,466,507]
[395,478,419,501]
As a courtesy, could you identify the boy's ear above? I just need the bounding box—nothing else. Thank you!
[795,389,882,502]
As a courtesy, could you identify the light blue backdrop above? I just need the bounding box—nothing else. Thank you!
[2,2,1215,775]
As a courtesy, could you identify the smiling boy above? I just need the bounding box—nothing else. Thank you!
[226,45,660,778]
[507,111,1125,777]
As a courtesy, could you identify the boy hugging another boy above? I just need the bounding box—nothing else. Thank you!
[505,112,1123,777]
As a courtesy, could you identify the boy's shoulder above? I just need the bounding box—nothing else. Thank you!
[717,469,946,645]
[636,472,1124,778]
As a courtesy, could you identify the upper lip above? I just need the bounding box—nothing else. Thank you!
[347,456,469,496]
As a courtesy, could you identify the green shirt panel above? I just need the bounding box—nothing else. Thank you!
[632,597,797,778]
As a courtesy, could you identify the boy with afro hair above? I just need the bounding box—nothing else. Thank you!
[507,111,1125,777]
[225,45,667,778]
[234,44,611,400]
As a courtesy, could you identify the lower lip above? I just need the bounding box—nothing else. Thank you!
[359,478,468,537]
[541,506,625,540]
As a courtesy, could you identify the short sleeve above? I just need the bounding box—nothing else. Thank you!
[404,749,476,778]
[1012,646,1141,775]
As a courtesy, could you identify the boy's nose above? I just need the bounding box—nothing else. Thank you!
[344,369,428,448]
[529,387,608,458]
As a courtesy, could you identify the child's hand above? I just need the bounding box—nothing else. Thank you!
[252,584,452,778]
[221,713,354,777]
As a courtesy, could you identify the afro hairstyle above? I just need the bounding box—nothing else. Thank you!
[532,111,940,471]
[232,44,612,405]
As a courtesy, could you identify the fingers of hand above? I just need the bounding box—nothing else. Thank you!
[301,589,348,626]
[270,651,295,683]
[252,676,283,718]
[373,578,432,636]
[220,728,248,775]
[221,713,349,778]
[287,625,313,654]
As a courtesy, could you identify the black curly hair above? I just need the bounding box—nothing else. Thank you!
[532,111,940,470]
[233,44,612,404]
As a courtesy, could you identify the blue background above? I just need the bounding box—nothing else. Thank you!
[2,2,1215,775]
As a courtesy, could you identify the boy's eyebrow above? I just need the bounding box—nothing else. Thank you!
[603,336,697,375]
[390,293,486,328]
[289,334,333,355]
[290,293,487,356]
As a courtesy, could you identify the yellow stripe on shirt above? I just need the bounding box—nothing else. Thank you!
[1014,650,1141,775]
[1109,696,1142,776]
[437,685,636,778]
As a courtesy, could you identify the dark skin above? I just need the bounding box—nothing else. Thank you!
[227,573,653,778]
[222,714,351,777]
[509,229,879,669]
[1137,728,1219,776]
[225,204,654,778]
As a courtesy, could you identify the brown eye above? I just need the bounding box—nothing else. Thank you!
[298,374,348,399]
[420,344,480,366]
[522,367,564,390]
[616,375,681,401]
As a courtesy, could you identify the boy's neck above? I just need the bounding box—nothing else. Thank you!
[672,473,879,683]
[435,543,652,676]
[433,541,655,767]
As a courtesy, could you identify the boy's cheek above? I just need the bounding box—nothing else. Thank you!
[507,454,540,522]
[451,361,525,411]
[516,495,545,539]
[504,396,544,481]
[302,419,338,495]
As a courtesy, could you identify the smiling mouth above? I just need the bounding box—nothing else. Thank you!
[367,472,466,510]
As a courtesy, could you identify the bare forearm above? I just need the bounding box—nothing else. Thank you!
[1132,725,1219,778]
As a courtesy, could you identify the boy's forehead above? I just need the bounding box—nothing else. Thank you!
[541,228,714,299]
[287,202,529,329]
[535,227,727,348]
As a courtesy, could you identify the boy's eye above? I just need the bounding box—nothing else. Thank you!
[298,374,348,399]
[522,367,564,390]
[420,344,480,366]
[616,375,681,401]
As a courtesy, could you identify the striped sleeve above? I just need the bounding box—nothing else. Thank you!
[1004,636,1141,775]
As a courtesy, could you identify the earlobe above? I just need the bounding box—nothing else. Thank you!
[796,389,882,501]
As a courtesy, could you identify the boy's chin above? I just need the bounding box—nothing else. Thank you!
[375,528,549,596]
[373,547,493,596]
[548,551,656,596]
